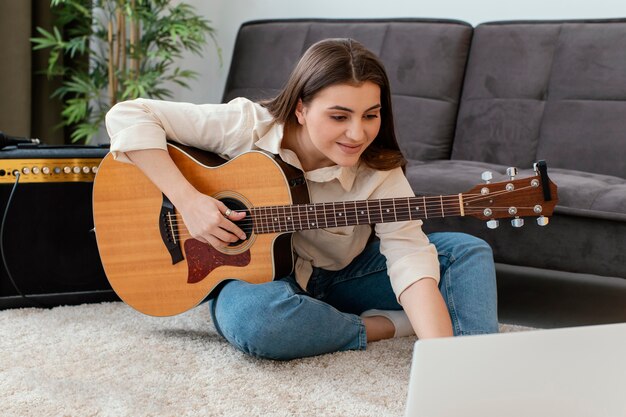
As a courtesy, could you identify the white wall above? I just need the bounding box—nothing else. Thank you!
[172,0,626,104]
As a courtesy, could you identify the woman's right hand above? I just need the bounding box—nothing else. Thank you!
[124,148,247,249]
[177,190,247,249]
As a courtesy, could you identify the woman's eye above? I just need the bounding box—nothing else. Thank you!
[365,114,379,120]
[330,115,347,121]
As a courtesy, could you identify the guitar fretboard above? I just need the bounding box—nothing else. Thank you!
[249,195,464,234]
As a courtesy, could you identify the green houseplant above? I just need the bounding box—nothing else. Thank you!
[32,0,218,143]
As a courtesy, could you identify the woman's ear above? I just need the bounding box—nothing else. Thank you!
[295,99,306,125]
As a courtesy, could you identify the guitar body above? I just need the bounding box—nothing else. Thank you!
[92,144,308,316]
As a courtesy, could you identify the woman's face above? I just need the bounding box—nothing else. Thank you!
[294,81,382,170]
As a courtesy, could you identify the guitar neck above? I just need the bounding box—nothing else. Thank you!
[250,194,464,234]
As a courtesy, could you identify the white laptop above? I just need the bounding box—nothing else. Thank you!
[405,323,626,417]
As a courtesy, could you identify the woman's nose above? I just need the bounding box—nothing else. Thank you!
[346,120,366,142]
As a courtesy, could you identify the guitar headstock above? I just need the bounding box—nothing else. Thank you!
[462,162,559,229]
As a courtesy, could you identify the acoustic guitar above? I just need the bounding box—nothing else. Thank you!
[92,143,558,317]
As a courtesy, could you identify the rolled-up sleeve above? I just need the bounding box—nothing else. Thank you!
[373,168,440,304]
[105,97,274,163]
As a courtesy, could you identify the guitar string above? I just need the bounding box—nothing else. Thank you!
[164,190,510,225]
[167,198,535,239]
[167,205,524,240]
[165,183,538,232]
[169,186,532,238]
[166,196,539,237]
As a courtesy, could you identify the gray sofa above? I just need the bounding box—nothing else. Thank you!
[222,18,626,326]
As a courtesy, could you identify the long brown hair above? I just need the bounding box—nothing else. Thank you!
[262,38,406,171]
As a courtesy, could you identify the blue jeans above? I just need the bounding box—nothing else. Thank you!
[209,232,498,360]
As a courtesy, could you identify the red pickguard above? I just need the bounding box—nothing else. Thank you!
[184,239,251,284]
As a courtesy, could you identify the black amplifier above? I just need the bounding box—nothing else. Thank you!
[0,145,118,309]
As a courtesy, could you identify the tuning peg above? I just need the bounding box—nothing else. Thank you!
[511,217,524,228]
[506,167,518,180]
[481,171,493,183]
[536,216,549,226]
[486,219,499,229]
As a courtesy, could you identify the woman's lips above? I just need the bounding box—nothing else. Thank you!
[337,143,363,154]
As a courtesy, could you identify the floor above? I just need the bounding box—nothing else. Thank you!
[496,264,626,329]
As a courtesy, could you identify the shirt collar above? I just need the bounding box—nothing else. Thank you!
[254,122,358,192]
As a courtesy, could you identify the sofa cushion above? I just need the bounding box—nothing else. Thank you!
[222,18,472,161]
[452,20,626,179]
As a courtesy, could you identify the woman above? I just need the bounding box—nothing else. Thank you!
[105,38,498,360]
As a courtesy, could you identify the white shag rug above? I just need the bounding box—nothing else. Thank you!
[0,302,532,417]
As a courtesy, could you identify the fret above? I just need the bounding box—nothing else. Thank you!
[410,197,422,220]
[250,208,258,234]
[288,205,296,232]
[274,206,283,232]
[393,199,397,222]
[394,198,411,222]
[265,206,271,233]
[353,201,359,225]
[343,201,349,226]
[276,205,284,232]
[268,206,276,233]
[330,203,339,227]
[309,203,315,229]
[314,203,324,229]
[306,204,316,229]
[322,202,329,228]
[380,198,395,223]
[423,196,428,219]
[407,197,413,221]
[281,206,289,232]
[369,200,382,223]
[355,201,369,224]
[335,202,343,226]
[301,204,307,230]
[297,204,303,231]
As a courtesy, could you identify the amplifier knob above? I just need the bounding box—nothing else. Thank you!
[22,167,31,175]
[54,167,62,174]
[73,166,81,174]
[63,166,71,174]
[91,166,98,174]
[82,166,90,174]
[32,167,40,174]
[42,167,51,174]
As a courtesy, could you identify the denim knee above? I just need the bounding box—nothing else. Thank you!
[212,279,365,360]
[212,280,299,360]
[447,233,493,261]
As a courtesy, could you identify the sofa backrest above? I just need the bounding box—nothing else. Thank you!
[452,19,626,179]
[223,18,472,161]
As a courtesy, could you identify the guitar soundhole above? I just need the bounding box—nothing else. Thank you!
[220,197,253,247]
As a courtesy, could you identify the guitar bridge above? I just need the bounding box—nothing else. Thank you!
[159,194,184,265]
